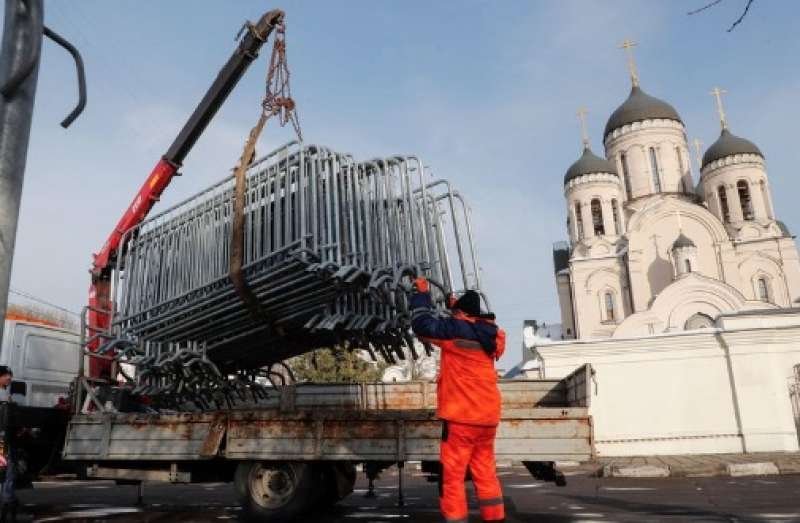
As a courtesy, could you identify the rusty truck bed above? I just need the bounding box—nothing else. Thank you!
[62,365,593,464]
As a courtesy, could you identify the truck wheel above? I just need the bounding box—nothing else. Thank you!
[234,461,314,521]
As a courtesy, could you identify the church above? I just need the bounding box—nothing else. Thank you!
[554,43,800,340]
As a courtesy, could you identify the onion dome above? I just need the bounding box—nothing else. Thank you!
[564,147,618,185]
[604,86,683,139]
[701,128,763,170]
[672,233,696,250]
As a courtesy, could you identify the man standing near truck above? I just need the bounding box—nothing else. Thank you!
[410,278,506,523]
[0,366,16,522]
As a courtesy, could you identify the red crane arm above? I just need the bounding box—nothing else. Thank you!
[87,9,285,378]
[91,158,177,275]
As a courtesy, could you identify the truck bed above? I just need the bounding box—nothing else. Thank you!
[63,365,593,465]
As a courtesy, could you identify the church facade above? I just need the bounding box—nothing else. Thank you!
[555,65,800,340]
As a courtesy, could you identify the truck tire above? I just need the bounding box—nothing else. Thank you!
[234,461,315,522]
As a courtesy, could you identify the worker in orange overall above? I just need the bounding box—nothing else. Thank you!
[410,277,506,523]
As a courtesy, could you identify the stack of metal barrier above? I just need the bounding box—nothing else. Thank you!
[109,141,482,375]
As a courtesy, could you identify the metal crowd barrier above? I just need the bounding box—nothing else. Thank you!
[99,142,481,390]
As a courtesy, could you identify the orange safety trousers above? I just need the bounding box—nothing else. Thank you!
[440,421,505,522]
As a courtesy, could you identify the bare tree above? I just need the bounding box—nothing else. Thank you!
[688,0,756,32]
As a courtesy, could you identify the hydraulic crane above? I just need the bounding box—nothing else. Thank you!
[87,9,285,378]
[0,10,591,520]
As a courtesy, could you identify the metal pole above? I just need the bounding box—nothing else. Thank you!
[0,0,44,344]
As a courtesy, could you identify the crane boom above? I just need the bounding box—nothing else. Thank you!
[87,9,284,378]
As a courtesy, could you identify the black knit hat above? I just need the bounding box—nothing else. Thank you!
[453,290,481,317]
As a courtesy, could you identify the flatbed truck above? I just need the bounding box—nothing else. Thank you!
[62,366,593,520]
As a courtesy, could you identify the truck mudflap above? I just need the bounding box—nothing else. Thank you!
[62,365,594,464]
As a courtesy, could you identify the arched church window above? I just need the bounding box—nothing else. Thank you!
[684,259,692,273]
[649,147,662,192]
[757,277,770,302]
[604,292,615,322]
[737,180,754,220]
[574,202,584,240]
[591,199,604,236]
[611,199,621,235]
[620,153,633,200]
[718,186,731,223]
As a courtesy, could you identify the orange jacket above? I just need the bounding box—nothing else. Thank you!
[410,292,506,426]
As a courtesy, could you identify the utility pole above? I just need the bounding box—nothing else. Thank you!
[0,0,44,343]
[0,0,85,344]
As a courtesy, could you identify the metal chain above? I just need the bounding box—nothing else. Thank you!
[263,22,301,141]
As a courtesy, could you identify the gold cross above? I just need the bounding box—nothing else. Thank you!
[576,107,590,149]
[692,138,703,170]
[619,39,639,87]
[710,87,728,129]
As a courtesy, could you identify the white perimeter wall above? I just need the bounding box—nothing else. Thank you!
[536,309,800,456]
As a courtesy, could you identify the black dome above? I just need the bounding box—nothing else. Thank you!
[701,128,763,169]
[604,86,683,139]
[672,233,696,249]
[564,147,618,185]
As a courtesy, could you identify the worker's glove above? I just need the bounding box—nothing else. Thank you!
[413,277,429,293]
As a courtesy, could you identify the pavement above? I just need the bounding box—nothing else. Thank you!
[582,452,800,478]
[12,463,800,522]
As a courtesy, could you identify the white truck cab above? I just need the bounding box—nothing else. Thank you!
[0,319,81,408]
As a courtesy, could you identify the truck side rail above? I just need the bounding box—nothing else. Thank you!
[63,408,592,464]
[62,368,594,466]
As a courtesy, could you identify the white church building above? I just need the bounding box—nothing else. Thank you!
[535,43,800,457]
[555,63,800,340]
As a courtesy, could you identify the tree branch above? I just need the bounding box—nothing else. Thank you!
[727,0,755,32]
[687,0,724,16]
[687,0,756,32]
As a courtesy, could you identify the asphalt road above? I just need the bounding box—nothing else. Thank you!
[14,465,800,522]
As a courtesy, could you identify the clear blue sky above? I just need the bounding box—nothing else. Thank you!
[11,0,800,368]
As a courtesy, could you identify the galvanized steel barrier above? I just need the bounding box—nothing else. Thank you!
[80,141,483,411]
